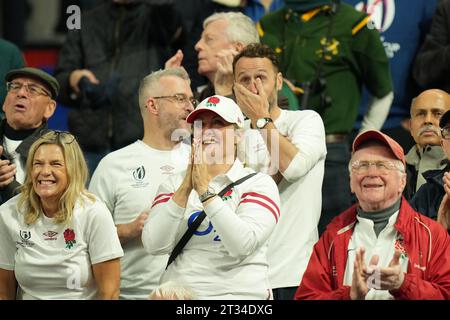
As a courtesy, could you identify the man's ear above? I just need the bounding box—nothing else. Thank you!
[146,98,159,115]
[43,99,57,120]
[276,72,283,92]
[234,42,244,52]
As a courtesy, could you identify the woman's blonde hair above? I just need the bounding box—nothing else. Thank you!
[18,131,94,225]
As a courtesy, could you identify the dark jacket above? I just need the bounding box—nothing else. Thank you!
[404,162,418,201]
[0,120,49,204]
[413,0,450,92]
[404,145,448,201]
[54,1,184,151]
[410,164,450,220]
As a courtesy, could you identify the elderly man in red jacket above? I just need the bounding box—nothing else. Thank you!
[296,130,450,300]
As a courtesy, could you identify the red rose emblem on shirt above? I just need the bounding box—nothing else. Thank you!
[64,228,76,249]
[222,189,233,201]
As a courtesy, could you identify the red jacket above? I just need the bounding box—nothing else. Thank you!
[295,197,450,300]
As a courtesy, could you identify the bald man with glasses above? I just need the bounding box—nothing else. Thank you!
[0,67,59,204]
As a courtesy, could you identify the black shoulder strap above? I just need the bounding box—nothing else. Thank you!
[166,172,258,268]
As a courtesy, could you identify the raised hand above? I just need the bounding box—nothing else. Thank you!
[214,48,238,96]
[192,138,211,195]
[165,49,184,69]
[364,250,405,291]
[350,246,369,300]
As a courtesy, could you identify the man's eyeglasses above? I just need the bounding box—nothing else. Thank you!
[350,160,402,175]
[6,81,51,97]
[441,127,450,140]
[153,93,198,107]
[46,130,76,144]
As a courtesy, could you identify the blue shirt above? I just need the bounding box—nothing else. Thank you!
[245,0,285,22]
[344,0,437,129]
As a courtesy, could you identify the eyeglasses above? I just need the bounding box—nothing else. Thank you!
[350,160,401,175]
[153,93,198,107]
[441,127,450,140]
[45,130,76,144]
[6,81,51,97]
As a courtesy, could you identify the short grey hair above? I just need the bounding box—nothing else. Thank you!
[203,12,259,46]
[138,67,190,114]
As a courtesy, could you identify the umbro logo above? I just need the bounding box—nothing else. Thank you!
[43,230,58,240]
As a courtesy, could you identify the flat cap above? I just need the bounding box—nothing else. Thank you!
[5,67,59,99]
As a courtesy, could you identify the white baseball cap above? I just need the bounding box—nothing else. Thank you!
[186,95,245,128]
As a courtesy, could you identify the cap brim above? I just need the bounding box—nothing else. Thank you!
[186,109,217,124]
[186,108,242,128]
[5,69,58,99]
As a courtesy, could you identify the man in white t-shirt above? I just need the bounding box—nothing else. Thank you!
[89,68,195,299]
[233,43,327,299]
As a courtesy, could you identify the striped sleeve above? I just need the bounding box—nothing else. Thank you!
[151,192,174,209]
[142,177,184,255]
[240,192,280,223]
[205,173,281,258]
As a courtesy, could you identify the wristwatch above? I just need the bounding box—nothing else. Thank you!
[199,188,217,203]
[255,117,273,129]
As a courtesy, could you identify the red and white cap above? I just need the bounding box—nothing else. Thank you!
[186,95,245,128]
[352,130,405,166]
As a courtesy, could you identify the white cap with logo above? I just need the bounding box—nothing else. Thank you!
[186,95,245,128]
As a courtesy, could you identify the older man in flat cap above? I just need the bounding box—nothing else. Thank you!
[0,67,59,204]
[295,130,450,300]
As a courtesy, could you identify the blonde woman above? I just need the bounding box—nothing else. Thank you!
[0,131,123,299]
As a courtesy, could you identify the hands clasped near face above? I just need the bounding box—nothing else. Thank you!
[350,246,405,300]
[180,138,212,197]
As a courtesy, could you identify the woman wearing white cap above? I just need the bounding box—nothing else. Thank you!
[142,95,280,299]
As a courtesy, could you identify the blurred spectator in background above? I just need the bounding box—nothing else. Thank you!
[410,109,450,224]
[0,67,58,205]
[345,0,437,152]
[174,0,242,90]
[0,0,29,49]
[258,0,393,234]
[54,0,184,175]
[242,0,285,23]
[414,0,450,93]
[166,11,298,109]
[404,89,450,201]
[0,39,25,114]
